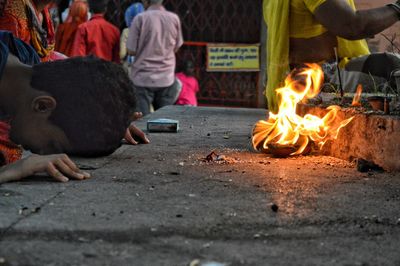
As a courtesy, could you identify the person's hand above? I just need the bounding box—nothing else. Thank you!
[124,112,150,145]
[124,123,150,145]
[20,154,91,182]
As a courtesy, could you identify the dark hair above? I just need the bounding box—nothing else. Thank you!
[88,0,108,14]
[183,60,194,70]
[182,60,195,76]
[31,56,136,156]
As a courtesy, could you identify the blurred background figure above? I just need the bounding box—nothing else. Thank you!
[175,60,199,106]
[126,0,183,116]
[55,0,89,57]
[120,2,144,72]
[71,0,120,63]
[60,0,90,23]
[0,0,63,61]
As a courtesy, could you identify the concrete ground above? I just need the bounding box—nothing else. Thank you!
[0,106,399,266]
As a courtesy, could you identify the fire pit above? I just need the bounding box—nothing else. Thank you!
[252,64,353,157]
[252,64,400,171]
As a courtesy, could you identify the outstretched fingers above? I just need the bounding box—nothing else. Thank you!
[125,127,139,145]
[46,162,69,183]
[61,155,91,179]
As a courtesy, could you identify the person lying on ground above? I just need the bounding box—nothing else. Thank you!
[0,37,149,183]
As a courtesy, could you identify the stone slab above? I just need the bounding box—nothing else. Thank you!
[297,104,400,171]
[0,106,400,266]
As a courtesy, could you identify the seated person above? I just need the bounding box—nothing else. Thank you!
[0,33,148,183]
[175,60,199,106]
[264,0,400,112]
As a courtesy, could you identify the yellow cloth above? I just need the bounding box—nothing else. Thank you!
[290,0,328,38]
[263,0,370,113]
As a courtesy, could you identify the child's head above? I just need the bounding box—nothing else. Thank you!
[124,2,144,28]
[8,57,136,156]
[141,0,163,9]
[183,60,195,76]
[88,0,107,14]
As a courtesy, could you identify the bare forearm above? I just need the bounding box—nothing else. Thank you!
[0,160,24,183]
[0,154,91,184]
[315,1,399,40]
[350,7,399,39]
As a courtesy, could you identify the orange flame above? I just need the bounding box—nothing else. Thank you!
[253,64,354,155]
[351,84,363,107]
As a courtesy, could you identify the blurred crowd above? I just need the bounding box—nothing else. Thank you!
[0,0,199,113]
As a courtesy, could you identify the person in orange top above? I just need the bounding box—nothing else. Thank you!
[55,0,89,57]
[0,0,61,62]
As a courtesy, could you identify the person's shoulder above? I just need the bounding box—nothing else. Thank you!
[165,10,180,20]
[0,0,27,24]
[121,28,129,35]
[189,76,198,83]
[107,21,120,32]
[3,0,26,17]
[135,12,146,19]
[96,18,119,32]
[75,21,88,32]
[176,72,185,78]
[78,19,91,27]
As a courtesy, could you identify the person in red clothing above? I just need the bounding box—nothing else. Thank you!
[0,0,64,62]
[55,0,89,57]
[175,60,199,106]
[71,0,120,63]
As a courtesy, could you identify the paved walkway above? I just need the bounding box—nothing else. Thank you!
[1,106,399,266]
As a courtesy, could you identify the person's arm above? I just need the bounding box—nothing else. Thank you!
[71,25,87,57]
[313,0,399,40]
[120,29,129,60]
[126,16,141,56]
[0,14,22,40]
[0,154,91,184]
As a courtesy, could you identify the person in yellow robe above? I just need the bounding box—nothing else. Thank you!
[264,0,400,112]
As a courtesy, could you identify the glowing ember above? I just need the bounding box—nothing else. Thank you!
[252,64,354,156]
[351,84,363,107]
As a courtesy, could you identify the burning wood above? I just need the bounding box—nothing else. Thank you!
[252,64,354,157]
[351,84,363,107]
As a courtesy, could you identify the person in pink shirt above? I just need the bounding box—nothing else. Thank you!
[126,0,183,115]
[175,60,199,106]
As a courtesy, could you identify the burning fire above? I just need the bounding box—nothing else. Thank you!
[253,64,354,156]
[351,84,363,107]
